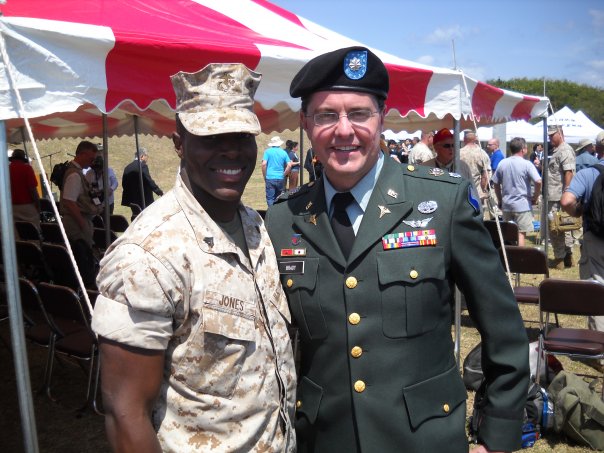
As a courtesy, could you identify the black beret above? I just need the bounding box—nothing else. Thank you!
[290,46,389,100]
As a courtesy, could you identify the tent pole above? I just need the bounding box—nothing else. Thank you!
[102,114,110,246]
[133,116,146,210]
[0,121,40,453]
[299,128,304,186]
[542,117,549,258]
[453,119,462,369]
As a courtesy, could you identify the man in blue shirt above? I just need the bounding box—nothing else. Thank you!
[575,138,599,172]
[262,136,292,206]
[561,135,604,365]
[486,138,504,171]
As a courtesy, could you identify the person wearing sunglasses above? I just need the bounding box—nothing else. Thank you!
[265,46,528,453]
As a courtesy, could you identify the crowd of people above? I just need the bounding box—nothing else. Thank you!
[6,45,604,453]
[8,142,164,288]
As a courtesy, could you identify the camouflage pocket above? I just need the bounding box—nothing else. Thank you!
[175,295,256,399]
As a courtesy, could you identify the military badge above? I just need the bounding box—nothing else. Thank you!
[291,234,302,245]
[429,167,445,177]
[403,217,433,228]
[387,189,398,199]
[449,172,462,178]
[417,200,438,214]
[308,214,317,225]
[305,201,313,210]
[344,50,368,80]
[378,205,391,219]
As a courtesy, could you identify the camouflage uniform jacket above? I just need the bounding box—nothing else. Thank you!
[92,174,296,453]
[408,142,435,164]
[460,144,491,199]
[547,142,575,201]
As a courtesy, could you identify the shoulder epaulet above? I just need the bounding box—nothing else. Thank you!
[274,181,317,204]
[401,163,464,184]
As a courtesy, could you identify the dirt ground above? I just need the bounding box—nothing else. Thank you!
[0,321,109,453]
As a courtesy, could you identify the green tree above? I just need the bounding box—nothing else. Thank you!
[487,78,604,126]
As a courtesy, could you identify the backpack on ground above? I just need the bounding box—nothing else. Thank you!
[585,163,604,238]
[50,161,70,190]
[547,370,604,450]
[469,380,553,449]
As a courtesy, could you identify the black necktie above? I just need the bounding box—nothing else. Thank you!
[330,192,355,259]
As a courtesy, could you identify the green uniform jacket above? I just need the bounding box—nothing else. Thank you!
[265,157,529,452]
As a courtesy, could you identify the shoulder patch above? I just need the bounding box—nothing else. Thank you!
[467,185,481,214]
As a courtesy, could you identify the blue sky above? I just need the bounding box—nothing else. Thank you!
[271,0,604,90]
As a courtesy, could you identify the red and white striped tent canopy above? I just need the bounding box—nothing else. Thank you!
[0,0,549,141]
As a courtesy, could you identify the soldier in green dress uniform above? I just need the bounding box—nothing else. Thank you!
[265,46,529,453]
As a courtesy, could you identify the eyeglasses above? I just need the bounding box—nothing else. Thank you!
[438,143,454,149]
[307,109,378,126]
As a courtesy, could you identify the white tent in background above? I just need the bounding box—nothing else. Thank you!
[535,106,604,144]
[477,120,543,143]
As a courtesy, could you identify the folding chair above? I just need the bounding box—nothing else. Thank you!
[109,214,129,233]
[37,282,100,410]
[15,221,42,242]
[499,245,549,305]
[40,222,65,245]
[537,278,604,396]
[93,228,117,254]
[484,220,519,249]
[15,240,51,283]
[41,243,80,290]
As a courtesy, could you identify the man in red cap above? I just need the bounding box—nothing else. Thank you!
[266,46,528,453]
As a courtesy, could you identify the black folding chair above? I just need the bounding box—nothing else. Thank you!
[484,220,519,249]
[41,243,80,290]
[537,278,604,396]
[40,222,65,245]
[15,240,51,283]
[37,282,100,410]
[15,221,42,242]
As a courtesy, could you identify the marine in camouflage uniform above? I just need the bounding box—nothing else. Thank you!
[92,63,296,452]
[546,125,576,268]
[460,133,493,218]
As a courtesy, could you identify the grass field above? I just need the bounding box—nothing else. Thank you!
[1,132,600,452]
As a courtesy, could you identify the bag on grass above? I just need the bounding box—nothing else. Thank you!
[549,210,582,233]
[547,370,604,450]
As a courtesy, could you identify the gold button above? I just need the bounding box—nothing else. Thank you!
[354,380,366,393]
[351,346,363,358]
[409,269,419,279]
[348,313,361,325]
[443,403,450,413]
[286,278,293,288]
[345,276,358,289]
[296,400,302,409]
[407,164,415,172]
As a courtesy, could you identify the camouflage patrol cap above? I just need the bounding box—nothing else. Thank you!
[171,63,262,136]
[547,124,562,135]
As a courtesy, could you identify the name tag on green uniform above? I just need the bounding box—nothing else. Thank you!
[278,260,305,274]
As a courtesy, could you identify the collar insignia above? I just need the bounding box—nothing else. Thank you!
[378,205,391,219]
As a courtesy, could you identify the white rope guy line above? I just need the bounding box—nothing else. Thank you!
[0,30,93,316]
[459,69,514,287]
